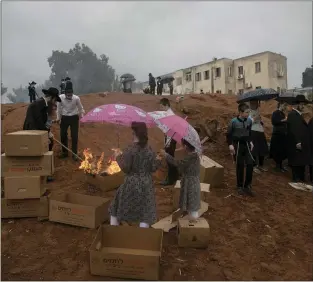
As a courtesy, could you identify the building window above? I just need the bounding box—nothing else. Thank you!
[185,72,192,82]
[255,62,261,73]
[216,90,222,94]
[256,86,261,89]
[228,89,233,95]
[215,67,221,78]
[238,66,243,75]
[228,66,233,77]
[176,77,182,86]
[204,70,210,80]
[238,89,244,95]
[195,72,202,81]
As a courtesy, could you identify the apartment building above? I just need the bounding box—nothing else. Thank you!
[147,51,288,95]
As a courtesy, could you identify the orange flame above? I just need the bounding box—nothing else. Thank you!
[79,148,121,175]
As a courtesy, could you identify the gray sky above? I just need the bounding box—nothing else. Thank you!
[2,1,312,92]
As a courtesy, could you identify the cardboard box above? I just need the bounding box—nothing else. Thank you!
[49,192,110,228]
[4,176,47,199]
[1,151,54,177]
[177,217,210,248]
[199,155,224,188]
[90,225,163,280]
[4,130,49,156]
[1,195,49,218]
[85,172,124,192]
[172,181,210,211]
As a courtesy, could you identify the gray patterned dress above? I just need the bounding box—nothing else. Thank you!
[109,144,162,225]
[165,152,201,212]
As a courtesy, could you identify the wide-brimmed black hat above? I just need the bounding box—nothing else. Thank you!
[65,77,71,81]
[30,81,37,85]
[42,87,61,102]
[292,94,312,105]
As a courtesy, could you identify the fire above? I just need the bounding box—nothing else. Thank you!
[79,148,121,175]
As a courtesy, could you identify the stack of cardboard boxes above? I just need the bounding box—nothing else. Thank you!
[1,130,54,219]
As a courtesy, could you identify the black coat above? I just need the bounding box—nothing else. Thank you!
[270,110,287,162]
[286,109,310,166]
[23,98,48,131]
[308,118,313,165]
[149,76,156,87]
[271,110,287,135]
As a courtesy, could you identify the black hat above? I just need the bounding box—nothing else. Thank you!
[65,88,73,94]
[293,94,311,105]
[30,81,36,85]
[42,87,61,102]
[65,77,71,81]
[149,73,152,76]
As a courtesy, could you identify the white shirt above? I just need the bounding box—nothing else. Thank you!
[57,94,85,120]
[165,108,175,146]
[249,108,264,132]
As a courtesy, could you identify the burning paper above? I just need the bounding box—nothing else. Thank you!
[79,148,121,175]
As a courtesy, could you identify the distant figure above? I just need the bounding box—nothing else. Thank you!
[122,80,132,93]
[157,77,163,96]
[65,77,73,93]
[60,79,66,94]
[168,81,174,95]
[200,89,204,95]
[149,73,156,95]
[28,81,38,103]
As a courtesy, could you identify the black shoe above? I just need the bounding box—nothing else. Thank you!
[244,185,255,197]
[59,153,68,159]
[237,187,244,195]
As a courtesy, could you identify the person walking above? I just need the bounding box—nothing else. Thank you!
[149,73,156,95]
[159,98,179,186]
[28,81,38,103]
[57,87,85,161]
[109,122,162,228]
[286,95,311,184]
[269,102,288,172]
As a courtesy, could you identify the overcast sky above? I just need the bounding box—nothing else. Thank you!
[2,1,312,92]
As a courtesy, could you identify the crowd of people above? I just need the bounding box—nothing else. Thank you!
[227,95,313,196]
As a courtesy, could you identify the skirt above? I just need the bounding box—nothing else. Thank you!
[251,130,269,157]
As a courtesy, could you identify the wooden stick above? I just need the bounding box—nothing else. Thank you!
[53,137,84,161]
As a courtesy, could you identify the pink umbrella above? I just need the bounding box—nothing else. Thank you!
[80,104,155,127]
[148,111,202,154]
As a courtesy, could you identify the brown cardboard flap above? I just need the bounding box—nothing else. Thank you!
[152,201,209,232]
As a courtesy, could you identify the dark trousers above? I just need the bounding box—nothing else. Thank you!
[165,150,178,184]
[291,166,305,182]
[150,86,155,95]
[254,156,264,167]
[170,87,173,95]
[60,115,79,155]
[157,87,163,95]
[29,94,36,103]
[310,166,313,182]
[235,142,254,188]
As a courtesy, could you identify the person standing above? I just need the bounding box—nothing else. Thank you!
[157,77,163,96]
[60,79,66,94]
[28,81,38,103]
[159,98,179,186]
[65,77,73,92]
[269,102,288,172]
[227,103,255,196]
[149,73,156,95]
[286,95,311,184]
[57,87,85,161]
[168,81,174,95]
[249,100,269,173]
[109,122,162,228]
[308,116,313,184]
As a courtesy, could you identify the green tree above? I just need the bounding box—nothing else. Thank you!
[47,43,116,95]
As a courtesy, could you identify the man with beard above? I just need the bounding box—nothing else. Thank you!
[149,73,156,95]
[287,95,311,185]
[57,87,85,161]
[23,87,61,182]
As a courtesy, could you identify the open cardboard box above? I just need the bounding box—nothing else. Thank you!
[49,192,110,228]
[85,171,124,192]
[90,225,163,280]
[199,155,224,188]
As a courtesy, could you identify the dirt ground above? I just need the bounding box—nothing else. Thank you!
[1,93,312,281]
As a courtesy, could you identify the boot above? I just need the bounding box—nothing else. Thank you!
[244,185,255,197]
[237,187,244,195]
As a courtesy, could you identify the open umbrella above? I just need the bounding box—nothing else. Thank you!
[81,104,154,127]
[276,93,312,104]
[160,75,174,84]
[148,110,202,154]
[237,88,278,103]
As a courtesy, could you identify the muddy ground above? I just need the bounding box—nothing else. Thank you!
[1,93,312,280]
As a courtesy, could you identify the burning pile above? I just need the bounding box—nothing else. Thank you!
[79,148,121,176]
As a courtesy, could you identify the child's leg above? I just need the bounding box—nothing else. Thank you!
[245,164,254,187]
[110,216,120,226]
[188,211,199,220]
[139,222,149,228]
[236,163,245,187]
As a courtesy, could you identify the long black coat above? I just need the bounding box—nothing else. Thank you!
[23,98,48,131]
[286,109,310,166]
[308,118,313,165]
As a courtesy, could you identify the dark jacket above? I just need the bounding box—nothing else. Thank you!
[60,82,66,92]
[28,85,36,97]
[226,116,252,146]
[271,109,287,135]
[65,80,73,91]
[308,117,313,165]
[286,109,310,166]
[157,80,163,89]
[23,98,48,131]
[149,76,156,87]
[164,135,176,156]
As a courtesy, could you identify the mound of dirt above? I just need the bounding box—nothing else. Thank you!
[1,93,312,281]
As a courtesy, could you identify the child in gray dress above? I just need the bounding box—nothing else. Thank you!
[160,138,201,219]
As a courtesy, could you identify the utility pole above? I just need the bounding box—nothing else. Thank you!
[211,57,217,93]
